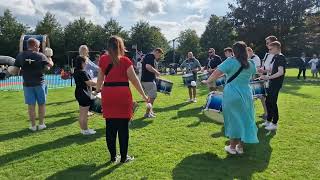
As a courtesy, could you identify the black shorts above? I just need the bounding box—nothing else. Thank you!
[75,92,93,107]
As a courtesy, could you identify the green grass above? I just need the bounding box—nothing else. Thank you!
[0,69,319,180]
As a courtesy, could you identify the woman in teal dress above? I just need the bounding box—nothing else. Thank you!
[203,41,258,155]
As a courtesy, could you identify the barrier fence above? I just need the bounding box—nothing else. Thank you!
[0,74,74,91]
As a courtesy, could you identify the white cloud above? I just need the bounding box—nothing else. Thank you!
[103,0,122,17]
[185,0,209,13]
[150,14,207,40]
[127,0,167,18]
[0,0,232,39]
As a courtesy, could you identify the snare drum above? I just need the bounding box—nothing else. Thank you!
[251,73,261,82]
[203,91,224,123]
[182,73,195,86]
[198,72,209,82]
[90,93,102,113]
[156,78,173,95]
[215,75,226,87]
[250,80,267,97]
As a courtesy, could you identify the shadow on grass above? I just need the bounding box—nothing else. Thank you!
[46,162,122,180]
[0,114,78,142]
[171,107,221,127]
[153,102,190,113]
[130,117,153,130]
[0,128,104,167]
[46,99,76,106]
[172,127,275,179]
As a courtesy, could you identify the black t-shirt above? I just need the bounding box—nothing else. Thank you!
[270,54,286,88]
[141,54,156,82]
[73,70,91,98]
[14,50,49,87]
[206,55,222,69]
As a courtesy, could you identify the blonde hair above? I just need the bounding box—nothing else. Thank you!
[44,47,53,57]
[79,45,89,58]
[108,36,125,65]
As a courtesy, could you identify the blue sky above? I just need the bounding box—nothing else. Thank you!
[0,0,234,40]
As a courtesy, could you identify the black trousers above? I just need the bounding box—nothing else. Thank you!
[266,86,281,124]
[105,119,129,161]
[297,68,306,79]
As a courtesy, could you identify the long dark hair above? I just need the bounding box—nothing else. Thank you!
[233,41,249,69]
[74,56,86,71]
[107,36,125,65]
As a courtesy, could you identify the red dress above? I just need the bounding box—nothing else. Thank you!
[99,55,133,119]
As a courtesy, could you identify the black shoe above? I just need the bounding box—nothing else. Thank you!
[120,155,134,163]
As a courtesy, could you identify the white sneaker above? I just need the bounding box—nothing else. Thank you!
[265,123,277,131]
[81,129,96,135]
[38,124,47,130]
[262,121,271,127]
[29,126,37,132]
[187,99,193,102]
[224,145,237,155]
[235,144,244,154]
[192,98,197,103]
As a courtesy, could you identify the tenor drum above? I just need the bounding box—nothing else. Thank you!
[250,80,267,97]
[203,91,224,123]
[182,73,195,86]
[156,78,173,95]
[198,72,209,82]
[215,75,226,87]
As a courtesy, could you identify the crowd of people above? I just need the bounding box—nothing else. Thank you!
[7,33,304,163]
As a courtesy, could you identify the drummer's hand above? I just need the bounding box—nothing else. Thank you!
[92,91,98,96]
[155,71,161,77]
[260,75,269,80]
[257,68,264,74]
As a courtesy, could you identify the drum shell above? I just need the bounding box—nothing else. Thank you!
[182,74,195,86]
[203,91,224,123]
[156,78,173,95]
[19,34,50,53]
[250,81,267,97]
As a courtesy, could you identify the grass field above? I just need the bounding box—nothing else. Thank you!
[0,69,319,180]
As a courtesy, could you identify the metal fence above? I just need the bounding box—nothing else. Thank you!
[0,74,74,91]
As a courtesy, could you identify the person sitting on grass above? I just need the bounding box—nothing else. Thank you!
[73,56,97,135]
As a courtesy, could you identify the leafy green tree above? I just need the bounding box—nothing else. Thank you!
[35,12,65,65]
[0,9,28,57]
[177,29,201,59]
[130,21,169,53]
[228,0,315,56]
[200,15,236,56]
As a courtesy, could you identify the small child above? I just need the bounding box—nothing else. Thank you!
[308,54,319,78]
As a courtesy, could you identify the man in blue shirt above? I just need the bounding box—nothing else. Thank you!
[180,52,202,102]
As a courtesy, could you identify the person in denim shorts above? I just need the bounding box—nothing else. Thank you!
[11,38,54,131]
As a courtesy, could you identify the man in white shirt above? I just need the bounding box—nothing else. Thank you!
[247,47,261,68]
[308,54,319,78]
[257,35,278,120]
[263,36,278,73]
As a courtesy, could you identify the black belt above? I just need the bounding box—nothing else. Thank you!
[104,82,129,87]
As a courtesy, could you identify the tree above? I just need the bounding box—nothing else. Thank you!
[0,9,28,57]
[177,29,201,61]
[35,12,65,65]
[104,19,130,46]
[64,18,95,52]
[200,15,236,56]
[164,49,182,64]
[228,0,315,56]
[130,21,169,54]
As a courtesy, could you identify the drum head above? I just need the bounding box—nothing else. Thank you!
[203,110,224,124]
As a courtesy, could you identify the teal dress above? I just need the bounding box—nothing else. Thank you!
[217,57,259,143]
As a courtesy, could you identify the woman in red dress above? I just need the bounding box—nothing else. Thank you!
[95,36,149,163]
